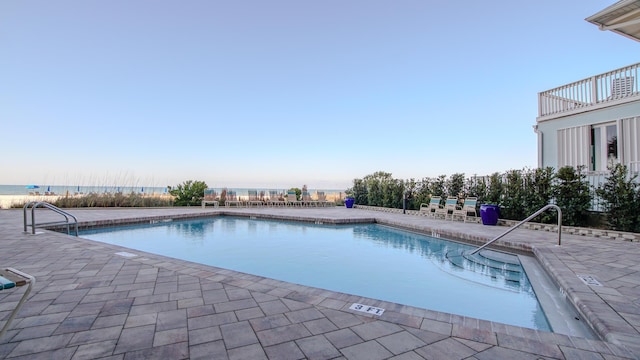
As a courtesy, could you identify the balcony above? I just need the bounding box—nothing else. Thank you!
[537,62,640,121]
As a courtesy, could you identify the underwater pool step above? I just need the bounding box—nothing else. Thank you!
[446,249,522,273]
[445,249,524,283]
[463,250,522,272]
[476,249,520,265]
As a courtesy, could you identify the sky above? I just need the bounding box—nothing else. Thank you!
[1,1,638,190]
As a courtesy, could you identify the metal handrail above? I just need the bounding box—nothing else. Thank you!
[470,204,562,255]
[23,201,78,236]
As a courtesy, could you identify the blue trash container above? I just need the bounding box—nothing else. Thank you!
[480,204,500,225]
[345,197,355,208]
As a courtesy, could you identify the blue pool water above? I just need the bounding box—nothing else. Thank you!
[80,217,551,331]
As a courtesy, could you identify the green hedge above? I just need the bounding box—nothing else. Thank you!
[346,165,640,231]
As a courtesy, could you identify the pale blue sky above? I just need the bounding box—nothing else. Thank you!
[1,1,637,190]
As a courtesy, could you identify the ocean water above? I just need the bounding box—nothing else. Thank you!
[0,185,344,197]
[0,184,168,196]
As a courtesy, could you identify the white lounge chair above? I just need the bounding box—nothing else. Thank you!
[225,190,244,207]
[267,190,285,207]
[419,196,441,217]
[434,197,458,220]
[285,191,302,207]
[316,191,335,207]
[451,197,478,222]
[301,191,318,207]
[0,268,35,339]
[246,190,263,207]
[202,189,220,208]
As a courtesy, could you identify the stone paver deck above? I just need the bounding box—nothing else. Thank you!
[0,206,639,359]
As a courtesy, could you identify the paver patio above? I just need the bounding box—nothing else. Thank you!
[0,206,638,359]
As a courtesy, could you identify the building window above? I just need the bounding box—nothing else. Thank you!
[591,123,617,171]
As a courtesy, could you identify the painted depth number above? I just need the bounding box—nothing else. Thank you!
[349,303,385,316]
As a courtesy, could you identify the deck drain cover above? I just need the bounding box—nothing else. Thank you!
[115,252,138,258]
[577,274,602,286]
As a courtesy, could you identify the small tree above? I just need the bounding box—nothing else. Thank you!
[483,172,503,205]
[466,175,487,200]
[553,166,592,227]
[287,188,301,200]
[403,178,419,210]
[524,167,555,223]
[502,169,528,220]
[414,178,432,208]
[447,173,465,198]
[364,171,393,207]
[168,180,208,206]
[430,175,447,199]
[382,178,403,208]
[348,179,368,205]
[596,164,639,232]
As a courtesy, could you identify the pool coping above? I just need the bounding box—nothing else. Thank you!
[7,208,640,358]
[48,208,639,356]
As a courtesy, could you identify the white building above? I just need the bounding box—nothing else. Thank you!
[586,0,640,42]
[535,1,640,176]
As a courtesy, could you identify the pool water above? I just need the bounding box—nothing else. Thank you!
[80,217,551,330]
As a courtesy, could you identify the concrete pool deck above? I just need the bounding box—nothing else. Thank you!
[0,206,638,359]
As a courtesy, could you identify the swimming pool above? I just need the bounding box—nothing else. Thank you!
[81,216,550,330]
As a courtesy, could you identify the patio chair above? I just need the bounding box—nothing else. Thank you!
[301,191,319,207]
[419,196,441,217]
[451,197,478,222]
[202,189,220,208]
[267,190,285,207]
[434,197,458,220]
[285,191,302,207]
[316,191,335,207]
[0,268,35,339]
[246,190,263,207]
[225,190,244,207]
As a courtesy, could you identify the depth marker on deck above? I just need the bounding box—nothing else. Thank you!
[349,303,385,316]
[115,252,138,258]
[577,274,602,286]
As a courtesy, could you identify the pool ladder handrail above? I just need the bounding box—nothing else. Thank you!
[23,201,78,236]
[470,204,562,255]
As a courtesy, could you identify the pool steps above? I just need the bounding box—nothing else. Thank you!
[445,249,525,284]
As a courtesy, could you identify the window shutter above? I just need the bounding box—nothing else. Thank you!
[557,126,590,168]
[622,117,640,172]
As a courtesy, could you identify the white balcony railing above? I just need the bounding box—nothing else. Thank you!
[538,62,640,119]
